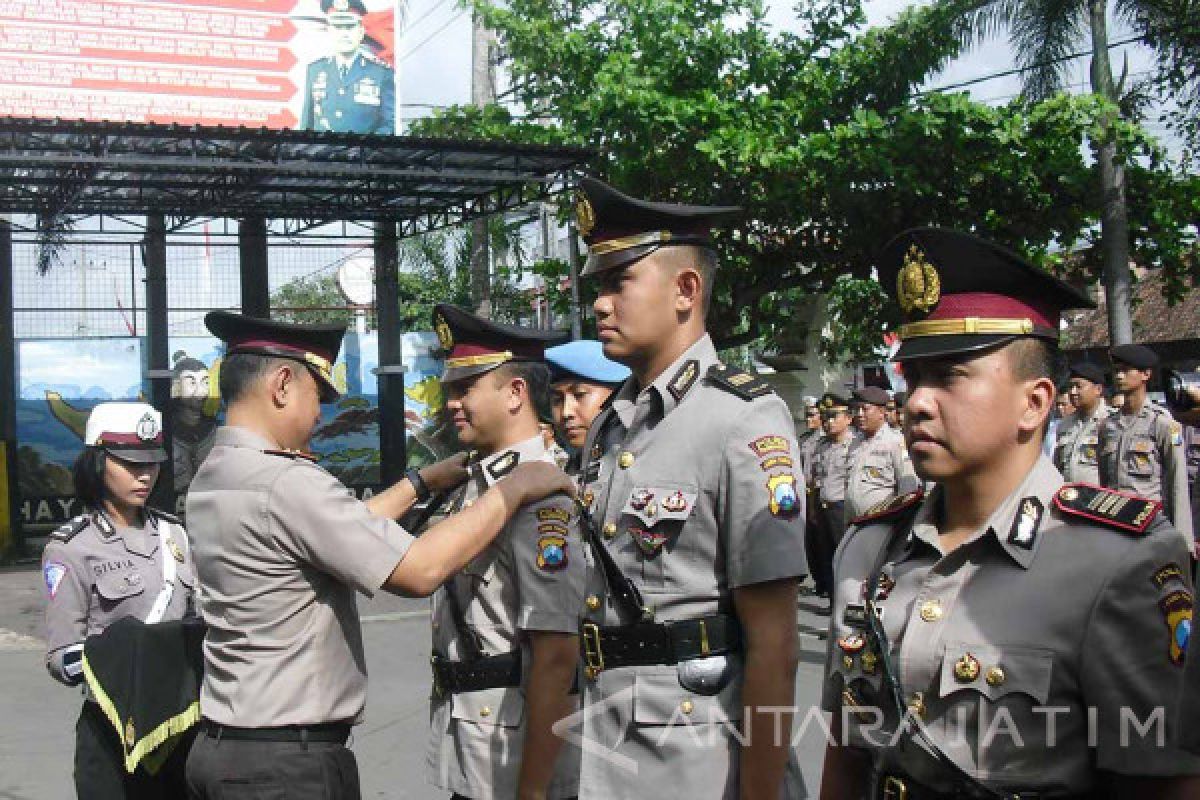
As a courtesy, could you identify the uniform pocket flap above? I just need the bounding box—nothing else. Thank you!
[621,487,699,527]
[938,642,1052,704]
[632,668,742,726]
[95,570,146,601]
[449,685,526,728]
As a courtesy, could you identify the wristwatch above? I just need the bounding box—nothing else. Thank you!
[405,467,431,503]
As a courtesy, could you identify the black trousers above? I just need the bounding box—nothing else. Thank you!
[75,701,190,800]
[810,501,845,596]
[186,727,361,800]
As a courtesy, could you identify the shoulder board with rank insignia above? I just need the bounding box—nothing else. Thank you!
[1053,483,1161,535]
[49,515,89,543]
[487,450,520,481]
[151,509,183,526]
[850,489,924,526]
[707,364,774,401]
[263,448,319,463]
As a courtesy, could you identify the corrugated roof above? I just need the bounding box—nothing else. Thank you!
[1061,270,1200,349]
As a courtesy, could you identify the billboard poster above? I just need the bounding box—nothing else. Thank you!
[14,330,443,530]
[0,0,396,134]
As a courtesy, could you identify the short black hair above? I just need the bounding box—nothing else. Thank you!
[219,352,288,406]
[72,448,107,511]
[1007,338,1060,383]
[494,361,553,424]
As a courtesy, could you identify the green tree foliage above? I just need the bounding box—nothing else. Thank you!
[409,0,1197,361]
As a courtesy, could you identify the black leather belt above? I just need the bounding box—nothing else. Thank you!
[581,614,741,678]
[877,773,1089,800]
[201,719,351,744]
[430,651,522,698]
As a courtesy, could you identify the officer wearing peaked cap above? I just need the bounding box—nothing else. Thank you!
[185,312,573,799]
[300,0,395,135]
[845,385,919,525]
[1053,361,1111,484]
[572,177,808,799]
[809,392,861,607]
[820,228,1200,799]
[42,402,198,799]
[425,305,585,800]
[1099,343,1194,553]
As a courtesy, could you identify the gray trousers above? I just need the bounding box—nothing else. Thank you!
[186,728,360,800]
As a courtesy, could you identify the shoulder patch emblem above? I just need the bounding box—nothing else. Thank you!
[1159,589,1193,666]
[851,489,924,526]
[487,451,519,481]
[43,562,67,598]
[49,515,88,542]
[536,534,568,571]
[1170,421,1184,447]
[668,359,699,402]
[766,473,800,517]
[1153,563,1186,590]
[707,364,774,401]
[1006,497,1043,550]
[1053,483,1160,535]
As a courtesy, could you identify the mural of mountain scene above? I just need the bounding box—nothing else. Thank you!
[15,332,446,527]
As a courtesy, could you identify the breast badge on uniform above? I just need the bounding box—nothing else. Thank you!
[536,534,568,571]
[1007,496,1043,549]
[629,526,669,557]
[1053,483,1160,534]
[766,473,800,517]
[1159,589,1193,666]
[43,562,67,598]
[167,538,185,563]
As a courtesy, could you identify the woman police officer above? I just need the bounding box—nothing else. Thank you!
[42,401,197,799]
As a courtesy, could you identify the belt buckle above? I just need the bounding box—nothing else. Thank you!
[582,622,605,680]
[881,776,908,800]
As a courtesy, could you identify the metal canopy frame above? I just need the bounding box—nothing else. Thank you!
[0,117,591,232]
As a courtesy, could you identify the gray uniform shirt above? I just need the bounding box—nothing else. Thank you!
[844,425,917,522]
[1052,402,1109,484]
[823,456,1200,793]
[576,335,808,799]
[813,433,862,505]
[42,510,196,685]
[427,435,583,800]
[1098,400,1194,548]
[186,426,413,728]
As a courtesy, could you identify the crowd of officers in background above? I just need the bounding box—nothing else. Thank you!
[799,342,1200,616]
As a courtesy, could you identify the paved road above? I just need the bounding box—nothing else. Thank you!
[0,564,833,799]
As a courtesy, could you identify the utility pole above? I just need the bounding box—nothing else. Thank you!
[469,11,496,317]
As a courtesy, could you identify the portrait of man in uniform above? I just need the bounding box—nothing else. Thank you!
[300,0,396,135]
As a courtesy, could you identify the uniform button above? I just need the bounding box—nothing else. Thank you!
[618,451,635,469]
[480,706,491,718]
[680,699,694,715]
[986,666,1006,687]
[919,600,943,622]
[586,595,601,611]
[953,653,981,683]
[842,655,854,670]
[602,522,617,538]
[907,692,926,720]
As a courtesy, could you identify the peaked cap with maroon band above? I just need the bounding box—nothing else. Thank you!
[877,228,1094,362]
[575,176,742,276]
[84,402,168,464]
[433,303,569,384]
[205,311,345,401]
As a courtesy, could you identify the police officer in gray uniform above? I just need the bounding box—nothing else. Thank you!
[1053,361,1110,483]
[1099,343,1194,553]
[425,304,583,800]
[42,402,196,799]
[812,394,862,538]
[184,312,573,799]
[570,177,807,799]
[300,0,395,135]
[844,385,918,523]
[820,228,1200,799]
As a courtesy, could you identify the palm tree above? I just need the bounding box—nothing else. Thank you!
[959,0,1157,344]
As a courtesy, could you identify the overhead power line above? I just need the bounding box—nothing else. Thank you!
[396,9,467,64]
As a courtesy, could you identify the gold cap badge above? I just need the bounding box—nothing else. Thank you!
[435,314,454,351]
[897,245,941,315]
[574,192,596,238]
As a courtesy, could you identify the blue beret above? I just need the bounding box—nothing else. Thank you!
[544,340,630,386]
